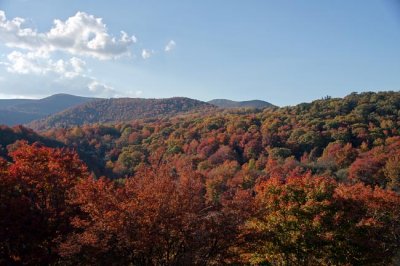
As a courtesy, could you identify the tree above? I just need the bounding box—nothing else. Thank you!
[242,173,400,265]
[348,148,387,187]
[62,160,220,264]
[0,141,89,264]
[334,183,400,265]
[384,155,400,192]
[319,142,357,169]
[243,173,339,265]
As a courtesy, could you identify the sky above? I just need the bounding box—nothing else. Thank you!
[0,0,399,106]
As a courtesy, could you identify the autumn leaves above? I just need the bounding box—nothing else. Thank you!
[1,142,400,265]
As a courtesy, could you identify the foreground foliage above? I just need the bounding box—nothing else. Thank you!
[1,91,400,264]
[0,142,399,265]
[245,174,400,265]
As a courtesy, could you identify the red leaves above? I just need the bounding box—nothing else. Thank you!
[57,158,257,265]
[320,142,358,168]
[62,162,208,264]
[349,138,400,187]
[3,97,400,264]
[0,141,89,264]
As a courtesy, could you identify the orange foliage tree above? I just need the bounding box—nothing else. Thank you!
[60,158,252,264]
[242,173,400,265]
[0,141,89,264]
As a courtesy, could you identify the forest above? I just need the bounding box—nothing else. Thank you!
[1,91,400,265]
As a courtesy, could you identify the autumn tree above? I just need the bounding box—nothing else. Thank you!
[334,183,400,265]
[0,141,89,264]
[62,160,216,264]
[242,173,400,265]
[243,173,339,265]
[384,155,400,192]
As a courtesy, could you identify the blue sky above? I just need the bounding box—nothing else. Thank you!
[0,0,399,106]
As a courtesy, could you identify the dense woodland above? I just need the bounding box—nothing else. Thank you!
[1,91,400,265]
[28,97,215,131]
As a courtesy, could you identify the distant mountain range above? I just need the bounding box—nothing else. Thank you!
[0,93,275,128]
[208,99,276,109]
[0,94,96,125]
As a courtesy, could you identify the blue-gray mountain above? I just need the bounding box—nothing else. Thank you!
[0,94,96,125]
[208,99,276,109]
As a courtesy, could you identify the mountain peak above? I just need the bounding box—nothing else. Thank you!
[0,94,97,126]
[208,99,276,109]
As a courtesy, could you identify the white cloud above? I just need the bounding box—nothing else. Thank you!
[164,40,176,52]
[141,49,154,59]
[0,10,41,50]
[67,57,86,77]
[6,50,47,75]
[0,10,125,98]
[0,10,136,60]
[0,10,174,99]
[0,49,116,98]
[88,80,115,94]
[0,69,117,98]
[4,50,85,78]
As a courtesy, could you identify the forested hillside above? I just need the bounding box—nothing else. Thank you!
[42,91,400,187]
[0,124,63,157]
[28,97,215,131]
[1,91,400,265]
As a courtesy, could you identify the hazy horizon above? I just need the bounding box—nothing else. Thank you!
[2,90,396,108]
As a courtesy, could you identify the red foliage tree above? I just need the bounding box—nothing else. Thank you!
[0,141,89,264]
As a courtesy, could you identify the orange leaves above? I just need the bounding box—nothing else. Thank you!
[244,173,400,265]
[58,158,256,265]
[0,141,89,264]
[1,139,400,265]
[244,174,338,264]
[62,162,206,264]
[320,141,358,168]
[4,90,400,264]
[348,138,400,188]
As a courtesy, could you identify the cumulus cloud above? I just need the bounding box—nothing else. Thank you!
[6,50,49,75]
[5,50,86,78]
[0,10,170,99]
[0,68,117,98]
[0,49,116,97]
[68,57,86,76]
[141,49,154,59]
[0,10,125,98]
[0,10,136,60]
[0,11,41,50]
[164,40,176,52]
[88,80,115,94]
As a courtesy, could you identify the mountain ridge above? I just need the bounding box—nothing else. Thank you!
[27,96,216,131]
[0,93,276,127]
[0,94,97,125]
[208,99,276,108]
